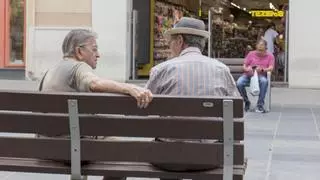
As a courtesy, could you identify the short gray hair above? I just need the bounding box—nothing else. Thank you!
[181,34,206,52]
[62,29,97,58]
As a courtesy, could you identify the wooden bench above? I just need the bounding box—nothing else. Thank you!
[218,58,272,112]
[0,91,246,180]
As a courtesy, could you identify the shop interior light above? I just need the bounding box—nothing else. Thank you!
[269,2,278,11]
[230,2,241,9]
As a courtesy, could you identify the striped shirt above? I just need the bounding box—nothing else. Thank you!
[146,47,240,97]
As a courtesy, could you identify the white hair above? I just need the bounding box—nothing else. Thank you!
[62,29,97,58]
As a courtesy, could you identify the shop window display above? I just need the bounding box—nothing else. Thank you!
[9,0,25,65]
[153,0,196,65]
[210,10,259,58]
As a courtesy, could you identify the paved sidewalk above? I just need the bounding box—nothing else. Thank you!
[0,80,320,180]
[244,105,320,180]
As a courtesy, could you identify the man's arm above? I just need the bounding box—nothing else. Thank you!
[224,67,241,97]
[243,52,253,73]
[75,63,152,108]
[264,54,275,72]
[274,30,280,45]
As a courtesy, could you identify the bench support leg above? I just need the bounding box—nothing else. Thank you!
[68,99,82,180]
[223,100,234,180]
[265,72,272,112]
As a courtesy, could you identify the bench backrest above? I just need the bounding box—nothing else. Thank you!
[218,58,244,81]
[0,91,244,167]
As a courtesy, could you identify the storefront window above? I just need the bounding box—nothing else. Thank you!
[8,0,25,66]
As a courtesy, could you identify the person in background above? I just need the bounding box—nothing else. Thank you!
[263,22,279,54]
[236,39,275,113]
[173,9,183,27]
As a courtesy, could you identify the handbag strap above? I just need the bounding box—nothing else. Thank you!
[38,71,49,91]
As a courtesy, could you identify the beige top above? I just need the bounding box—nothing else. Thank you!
[40,58,98,92]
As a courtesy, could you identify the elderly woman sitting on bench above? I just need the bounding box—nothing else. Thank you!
[236,39,274,113]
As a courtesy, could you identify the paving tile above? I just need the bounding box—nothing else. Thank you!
[273,139,320,154]
[245,140,272,160]
[277,118,317,136]
[269,161,320,180]
[0,171,14,179]
[244,161,267,180]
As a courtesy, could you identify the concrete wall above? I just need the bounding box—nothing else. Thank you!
[92,0,131,82]
[26,0,131,82]
[289,0,320,88]
[25,0,92,80]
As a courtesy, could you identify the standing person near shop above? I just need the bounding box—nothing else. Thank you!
[263,22,279,54]
[145,17,240,180]
[236,39,275,113]
[173,9,183,27]
[38,29,152,180]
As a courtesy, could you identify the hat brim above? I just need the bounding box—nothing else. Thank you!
[164,27,210,39]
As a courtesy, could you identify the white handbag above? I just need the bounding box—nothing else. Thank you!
[250,70,260,96]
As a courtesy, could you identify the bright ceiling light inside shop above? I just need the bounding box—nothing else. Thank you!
[269,2,278,10]
[231,2,241,9]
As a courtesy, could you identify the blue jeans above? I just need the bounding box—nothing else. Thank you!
[236,74,268,107]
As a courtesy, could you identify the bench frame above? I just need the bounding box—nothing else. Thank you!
[68,99,237,180]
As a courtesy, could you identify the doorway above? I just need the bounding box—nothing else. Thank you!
[0,0,26,69]
[209,0,289,83]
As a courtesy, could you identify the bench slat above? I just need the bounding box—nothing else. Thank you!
[0,112,244,140]
[229,66,244,73]
[0,137,244,166]
[0,158,244,180]
[0,91,243,118]
[218,58,244,65]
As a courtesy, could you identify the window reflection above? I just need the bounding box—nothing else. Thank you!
[9,0,24,65]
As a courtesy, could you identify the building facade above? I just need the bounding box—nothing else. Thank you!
[0,0,318,88]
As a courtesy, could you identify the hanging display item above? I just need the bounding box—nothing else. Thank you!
[153,0,196,65]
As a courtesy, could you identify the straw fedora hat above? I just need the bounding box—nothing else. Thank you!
[164,17,210,39]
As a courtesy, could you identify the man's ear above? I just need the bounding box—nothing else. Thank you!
[177,35,184,46]
[75,47,82,60]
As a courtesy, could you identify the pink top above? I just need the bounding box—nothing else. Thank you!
[244,50,275,76]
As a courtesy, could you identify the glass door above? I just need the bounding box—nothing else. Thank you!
[0,0,25,68]
[7,0,25,67]
[0,0,6,67]
[130,0,152,79]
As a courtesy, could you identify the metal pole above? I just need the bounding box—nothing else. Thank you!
[199,0,202,17]
[284,10,289,83]
[68,100,82,180]
[208,10,212,58]
[132,10,138,80]
[223,100,234,180]
[126,0,133,81]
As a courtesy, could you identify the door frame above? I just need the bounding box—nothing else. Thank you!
[1,0,26,68]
